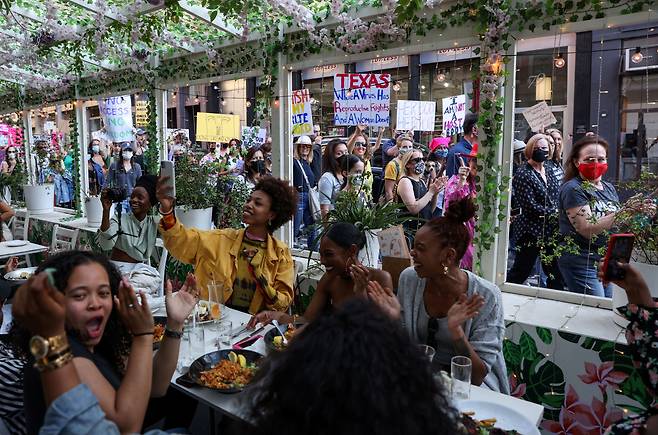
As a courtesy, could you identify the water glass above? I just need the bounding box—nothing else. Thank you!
[187,326,205,358]
[451,356,472,401]
[218,320,233,348]
[418,344,436,363]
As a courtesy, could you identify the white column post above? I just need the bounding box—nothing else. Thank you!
[76,98,89,209]
[22,109,34,185]
[155,88,167,162]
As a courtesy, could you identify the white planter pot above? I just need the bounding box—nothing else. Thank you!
[85,196,104,228]
[177,207,213,231]
[24,184,54,215]
[358,228,382,268]
[612,260,658,327]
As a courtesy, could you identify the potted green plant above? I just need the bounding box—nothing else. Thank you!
[322,190,411,267]
[174,154,217,230]
[24,141,55,214]
[0,159,27,205]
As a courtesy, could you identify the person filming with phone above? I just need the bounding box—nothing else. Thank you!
[96,175,162,296]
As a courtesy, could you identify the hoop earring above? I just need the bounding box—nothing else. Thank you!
[442,264,449,275]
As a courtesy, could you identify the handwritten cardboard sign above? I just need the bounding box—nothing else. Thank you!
[98,95,134,142]
[396,100,436,131]
[333,73,391,127]
[135,100,149,127]
[442,95,466,137]
[196,113,241,143]
[522,101,558,132]
[291,89,314,136]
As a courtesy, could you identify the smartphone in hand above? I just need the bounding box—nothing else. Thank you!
[160,161,176,198]
[601,234,635,281]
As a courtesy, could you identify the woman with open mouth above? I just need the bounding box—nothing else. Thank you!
[12,250,198,434]
[157,176,298,314]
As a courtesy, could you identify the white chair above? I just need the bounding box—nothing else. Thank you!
[11,209,29,241]
[156,247,168,297]
[50,224,79,253]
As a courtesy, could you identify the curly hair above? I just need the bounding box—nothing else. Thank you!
[425,196,477,265]
[254,176,298,232]
[11,251,132,374]
[247,299,459,435]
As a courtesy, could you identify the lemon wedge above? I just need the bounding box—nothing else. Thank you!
[228,351,238,363]
[238,354,247,368]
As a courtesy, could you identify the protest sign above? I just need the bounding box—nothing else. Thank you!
[98,96,134,142]
[196,113,241,143]
[441,95,467,137]
[396,100,436,131]
[291,89,314,136]
[241,126,267,148]
[522,101,557,132]
[333,73,390,127]
[135,100,149,127]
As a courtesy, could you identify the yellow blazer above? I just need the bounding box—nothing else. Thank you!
[159,221,294,314]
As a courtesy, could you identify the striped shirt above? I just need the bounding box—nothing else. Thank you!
[0,337,26,434]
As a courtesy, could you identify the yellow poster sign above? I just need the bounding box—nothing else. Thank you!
[135,101,149,127]
[196,113,241,143]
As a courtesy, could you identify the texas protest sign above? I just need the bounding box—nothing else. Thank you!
[98,96,134,142]
[441,95,466,136]
[333,73,390,127]
[291,89,314,136]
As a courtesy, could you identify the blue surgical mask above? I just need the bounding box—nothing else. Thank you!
[435,149,448,159]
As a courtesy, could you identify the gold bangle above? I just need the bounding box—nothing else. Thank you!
[34,349,74,373]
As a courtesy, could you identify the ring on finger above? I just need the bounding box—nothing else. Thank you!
[128,303,135,309]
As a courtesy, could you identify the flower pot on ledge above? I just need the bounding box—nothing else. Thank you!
[358,228,382,268]
[24,184,54,215]
[85,196,103,228]
[177,207,213,231]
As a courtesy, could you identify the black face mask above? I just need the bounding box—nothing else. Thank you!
[532,149,548,162]
[221,143,229,149]
[251,160,266,175]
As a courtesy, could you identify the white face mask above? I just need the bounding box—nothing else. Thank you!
[91,145,100,153]
[41,160,49,168]
[122,151,133,160]
[7,152,15,159]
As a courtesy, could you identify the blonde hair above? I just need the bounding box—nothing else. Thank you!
[400,149,422,174]
[348,134,372,161]
[546,128,563,161]
[524,134,549,161]
[294,143,313,164]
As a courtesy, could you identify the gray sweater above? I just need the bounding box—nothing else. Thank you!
[398,267,509,394]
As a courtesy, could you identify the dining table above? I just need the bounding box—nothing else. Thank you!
[0,240,48,260]
[166,305,545,432]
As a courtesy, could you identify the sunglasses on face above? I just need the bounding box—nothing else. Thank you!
[354,142,367,148]
[410,157,424,164]
[301,144,312,149]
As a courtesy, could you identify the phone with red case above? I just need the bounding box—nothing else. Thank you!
[601,234,635,281]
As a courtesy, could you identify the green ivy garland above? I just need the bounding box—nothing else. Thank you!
[145,85,160,175]
[68,100,82,217]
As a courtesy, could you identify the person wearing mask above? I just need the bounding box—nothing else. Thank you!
[13,251,198,434]
[1,146,18,175]
[381,127,405,168]
[157,176,297,311]
[368,197,509,394]
[546,128,564,181]
[292,135,317,250]
[506,134,564,290]
[338,154,366,202]
[347,126,382,201]
[424,155,444,217]
[260,143,273,176]
[429,137,450,175]
[444,145,478,270]
[446,113,478,177]
[199,142,219,165]
[318,139,348,220]
[558,135,655,297]
[310,125,323,181]
[88,141,106,196]
[396,149,445,244]
[249,222,392,325]
[97,175,162,296]
[104,143,143,210]
[238,147,267,190]
[383,135,414,202]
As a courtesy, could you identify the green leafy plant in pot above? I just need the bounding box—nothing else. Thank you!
[173,154,217,230]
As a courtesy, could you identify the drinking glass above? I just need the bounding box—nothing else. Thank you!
[418,344,436,363]
[187,325,205,359]
[207,283,225,321]
[451,356,472,401]
[218,320,233,348]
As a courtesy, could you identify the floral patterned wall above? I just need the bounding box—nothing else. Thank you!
[24,219,649,435]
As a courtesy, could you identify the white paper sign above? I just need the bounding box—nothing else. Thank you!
[291,89,314,136]
[43,121,56,133]
[333,73,391,127]
[442,95,467,136]
[522,101,558,132]
[98,95,134,142]
[396,100,436,131]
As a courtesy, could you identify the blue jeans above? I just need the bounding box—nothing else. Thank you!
[293,191,317,250]
[558,253,611,297]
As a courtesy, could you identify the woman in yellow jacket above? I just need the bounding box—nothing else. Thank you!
[156,176,298,314]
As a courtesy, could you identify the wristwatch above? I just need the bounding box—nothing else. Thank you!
[164,328,183,339]
[29,334,68,360]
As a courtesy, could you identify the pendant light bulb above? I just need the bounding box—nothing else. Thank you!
[392,82,401,92]
[553,53,565,69]
[436,71,446,82]
[631,47,644,64]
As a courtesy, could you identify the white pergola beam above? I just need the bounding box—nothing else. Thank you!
[0,73,25,85]
[2,65,58,85]
[65,0,122,21]
[178,0,240,36]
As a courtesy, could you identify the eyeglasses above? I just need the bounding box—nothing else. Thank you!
[410,157,424,164]
[354,142,367,148]
[582,157,607,164]
[300,144,312,149]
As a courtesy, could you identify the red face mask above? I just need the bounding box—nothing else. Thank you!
[577,161,608,180]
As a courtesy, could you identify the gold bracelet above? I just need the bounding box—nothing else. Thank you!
[34,349,74,373]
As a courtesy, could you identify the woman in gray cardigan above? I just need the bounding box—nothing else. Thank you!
[369,197,509,394]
